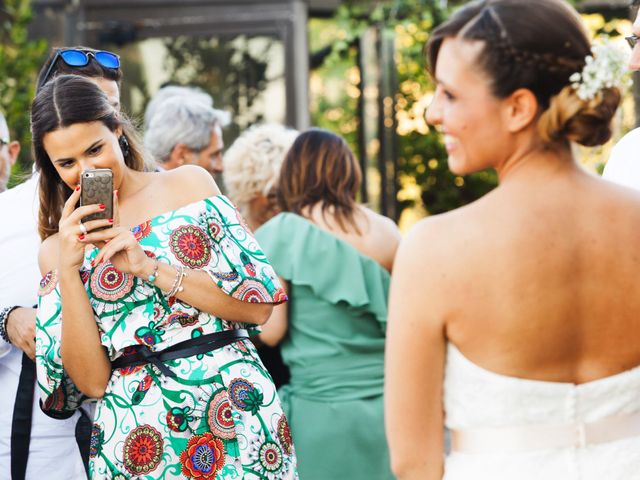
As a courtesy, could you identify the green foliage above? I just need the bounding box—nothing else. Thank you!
[0,0,47,184]
[311,0,497,219]
[161,36,272,138]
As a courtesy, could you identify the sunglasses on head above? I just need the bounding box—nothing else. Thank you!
[626,34,639,49]
[41,49,121,86]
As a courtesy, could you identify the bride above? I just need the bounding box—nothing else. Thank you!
[385,0,640,479]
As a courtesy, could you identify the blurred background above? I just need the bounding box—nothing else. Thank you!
[1,0,638,228]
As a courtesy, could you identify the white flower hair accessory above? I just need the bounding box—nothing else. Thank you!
[570,39,630,101]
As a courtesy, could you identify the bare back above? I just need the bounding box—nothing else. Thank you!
[422,167,640,384]
[302,203,401,273]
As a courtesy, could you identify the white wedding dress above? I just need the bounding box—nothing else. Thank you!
[443,343,640,480]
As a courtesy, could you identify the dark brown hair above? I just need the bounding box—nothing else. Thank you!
[36,46,123,93]
[31,75,144,239]
[427,0,620,146]
[277,128,362,234]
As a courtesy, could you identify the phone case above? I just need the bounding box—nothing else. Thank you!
[80,169,113,229]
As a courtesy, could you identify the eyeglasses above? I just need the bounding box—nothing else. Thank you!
[625,34,639,49]
[40,49,120,86]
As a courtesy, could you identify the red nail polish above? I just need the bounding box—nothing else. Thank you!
[78,234,85,240]
[99,203,106,210]
[75,185,80,191]
[108,218,114,223]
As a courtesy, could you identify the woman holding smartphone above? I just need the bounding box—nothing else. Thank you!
[32,75,297,479]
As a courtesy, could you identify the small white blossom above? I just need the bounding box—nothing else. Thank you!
[570,39,630,101]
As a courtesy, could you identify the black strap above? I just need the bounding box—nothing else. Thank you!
[112,329,249,378]
[11,353,36,480]
[75,407,92,477]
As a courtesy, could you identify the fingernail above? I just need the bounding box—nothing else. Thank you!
[75,185,80,191]
[108,218,114,223]
[114,190,119,198]
[90,259,95,267]
[78,234,85,240]
[99,204,106,210]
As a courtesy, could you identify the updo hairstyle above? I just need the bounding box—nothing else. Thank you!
[426,0,620,147]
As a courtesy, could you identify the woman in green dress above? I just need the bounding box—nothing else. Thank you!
[32,75,297,479]
[255,128,401,480]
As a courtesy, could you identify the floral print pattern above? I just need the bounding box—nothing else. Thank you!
[35,195,296,479]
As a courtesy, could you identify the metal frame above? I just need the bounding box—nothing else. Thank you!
[32,0,310,129]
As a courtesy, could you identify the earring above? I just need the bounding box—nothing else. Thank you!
[118,135,130,158]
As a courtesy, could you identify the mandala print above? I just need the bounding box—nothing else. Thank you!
[227,378,263,414]
[89,424,104,458]
[207,217,225,243]
[132,220,152,241]
[170,225,211,268]
[232,280,271,303]
[166,406,192,432]
[89,262,135,302]
[80,268,91,285]
[210,270,240,282]
[273,287,288,304]
[180,432,226,480]
[122,425,163,475]
[248,438,287,479]
[38,270,58,297]
[277,416,293,455]
[168,310,197,328]
[206,391,236,439]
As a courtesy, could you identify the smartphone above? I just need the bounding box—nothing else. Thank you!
[80,168,113,230]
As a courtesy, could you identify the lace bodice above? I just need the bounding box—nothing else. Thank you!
[443,343,640,480]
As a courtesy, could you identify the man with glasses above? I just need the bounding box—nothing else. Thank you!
[0,113,20,193]
[602,0,640,188]
[0,46,122,480]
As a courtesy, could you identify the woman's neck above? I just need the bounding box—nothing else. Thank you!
[495,140,578,186]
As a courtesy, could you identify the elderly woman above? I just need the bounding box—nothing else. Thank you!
[144,95,230,175]
[223,124,298,231]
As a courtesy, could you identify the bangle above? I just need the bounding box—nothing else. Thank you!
[0,306,20,344]
[146,259,159,284]
[165,264,186,298]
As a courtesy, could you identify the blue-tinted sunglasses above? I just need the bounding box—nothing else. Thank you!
[41,49,120,86]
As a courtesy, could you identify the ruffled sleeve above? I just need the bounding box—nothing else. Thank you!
[193,195,288,304]
[255,213,391,329]
[35,270,88,418]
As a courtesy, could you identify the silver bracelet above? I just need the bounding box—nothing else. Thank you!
[0,306,19,344]
[165,264,186,298]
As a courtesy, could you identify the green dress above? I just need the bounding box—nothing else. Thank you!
[36,195,298,480]
[255,213,393,480]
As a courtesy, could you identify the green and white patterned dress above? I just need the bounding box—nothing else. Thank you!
[35,195,297,480]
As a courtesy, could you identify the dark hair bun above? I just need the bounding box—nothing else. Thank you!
[538,86,621,147]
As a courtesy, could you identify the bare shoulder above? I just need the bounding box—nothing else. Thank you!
[359,206,402,268]
[163,165,221,203]
[361,206,401,239]
[397,209,470,284]
[38,234,60,275]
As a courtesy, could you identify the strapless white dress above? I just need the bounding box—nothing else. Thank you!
[444,343,640,480]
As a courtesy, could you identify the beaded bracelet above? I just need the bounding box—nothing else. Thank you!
[146,258,159,284]
[0,306,20,344]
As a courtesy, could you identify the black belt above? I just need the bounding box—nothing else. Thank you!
[111,329,249,378]
[11,353,35,480]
